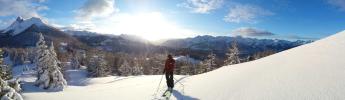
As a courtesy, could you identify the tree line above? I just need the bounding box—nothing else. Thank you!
[0,33,278,97]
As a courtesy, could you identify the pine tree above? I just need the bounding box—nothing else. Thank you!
[195,63,204,74]
[148,54,165,75]
[34,33,67,90]
[132,58,143,75]
[118,60,132,76]
[0,78,23,100]
[87,54,110,77]
[0,49,12,80]
[200,53,217,72]
[25,48,36,63]
[0,48,23,100]
[70,56,80,69]
[224,41,241,65]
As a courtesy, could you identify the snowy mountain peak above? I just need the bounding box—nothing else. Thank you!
[16,16,24,22]
[4,17,47,36]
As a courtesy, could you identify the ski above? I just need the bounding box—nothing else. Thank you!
[162,90,169,97]
[161,89,172,100]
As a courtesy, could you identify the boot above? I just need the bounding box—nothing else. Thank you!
[168,87,173,92]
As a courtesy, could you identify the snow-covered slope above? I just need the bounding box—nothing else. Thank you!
[182,30,345,100]
[3,17,47,36]
[21,30,345,100]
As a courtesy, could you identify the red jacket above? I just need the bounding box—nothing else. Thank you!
[164,58,175,73]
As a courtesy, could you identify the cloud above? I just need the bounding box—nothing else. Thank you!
[328,0,345,11]
[224,4,274,23]
[75,0,118,21]
[231,27,317,40]
[0,19,14,29]
[34,0,47,3]
[63,21,96,31]
[179,0,224,14]
[232,27,274,37]
[282,35,318,40]
[0,0,48,18]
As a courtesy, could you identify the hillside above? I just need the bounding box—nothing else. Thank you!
[161,35,310,59]
[182,30,345,100]
[19,30,345,100]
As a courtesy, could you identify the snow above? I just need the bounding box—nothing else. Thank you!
[12,64,36,78]
[60,42,68,46]
[4,17,47,36]
[16,30,345,100]
[64,69,88,86]
[182,30,345,100]
[21,75,189,100]
[3,56,13,66]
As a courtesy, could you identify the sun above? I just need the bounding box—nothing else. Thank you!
[123,12,171,41]
[93,12,196,41]
[118,12,188,41]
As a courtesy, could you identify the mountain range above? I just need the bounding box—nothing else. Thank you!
[0,17,84,48]
[0,17,312,60]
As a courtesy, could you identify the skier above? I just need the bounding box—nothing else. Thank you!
[163,54,175,92]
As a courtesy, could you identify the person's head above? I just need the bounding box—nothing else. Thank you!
[167,54,172,59]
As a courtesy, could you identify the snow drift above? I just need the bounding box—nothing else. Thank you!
[22,30,345,100]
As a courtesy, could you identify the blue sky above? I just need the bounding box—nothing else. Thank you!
[0,0,345,41]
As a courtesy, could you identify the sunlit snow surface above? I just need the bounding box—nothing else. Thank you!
[16,30,345,100]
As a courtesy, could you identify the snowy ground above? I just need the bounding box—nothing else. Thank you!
[14,30,345,100]
[13,64,189,100]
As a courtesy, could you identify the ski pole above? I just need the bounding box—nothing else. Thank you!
[174,77,186,97]
[153,74,164,96]
[174,77,185,86]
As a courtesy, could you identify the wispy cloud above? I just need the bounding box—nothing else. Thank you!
[75,0,118,21]
[63,21,96,31]
[231,27,317,40]
[283,35,318,40]
[179,0,224,14]
[232,27,274,37]
[0,0,48,18]
[328,0,345,11]
[0,19,14,29]
[224,4,274,23]
[71,0,119,32]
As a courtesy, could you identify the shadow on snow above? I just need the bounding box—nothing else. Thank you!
[172,90,199,100]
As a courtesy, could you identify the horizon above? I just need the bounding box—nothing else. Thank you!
[0,0,344,41]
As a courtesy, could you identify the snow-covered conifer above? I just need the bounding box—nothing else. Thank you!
[201,53,217,72]
[132,58,143,75]
[224,41,241,65]
[0,78,23,100]
[70,56,80,69]
[118,60,132,76]
[0,49,23,100]
[0,49,12,80]
[88,55,110,77]
[34,33,67,90]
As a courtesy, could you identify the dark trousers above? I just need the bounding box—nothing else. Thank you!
[165,71,174,88]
